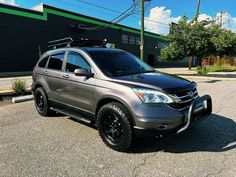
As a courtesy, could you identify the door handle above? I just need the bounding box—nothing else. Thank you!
[43,71,47,75]
[62,74,69,79]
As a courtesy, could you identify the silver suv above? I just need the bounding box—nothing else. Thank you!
[32,38,212,151]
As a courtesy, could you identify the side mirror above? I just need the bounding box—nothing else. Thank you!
[74,68,94,77]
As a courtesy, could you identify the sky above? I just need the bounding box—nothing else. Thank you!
[1,0,236,35]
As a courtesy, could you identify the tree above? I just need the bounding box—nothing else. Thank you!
[160,16,236,68]
[160,42,185,61]
[210,25,236,57]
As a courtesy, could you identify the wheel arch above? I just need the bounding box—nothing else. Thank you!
[32,82,46,93]
[95,96,135,126]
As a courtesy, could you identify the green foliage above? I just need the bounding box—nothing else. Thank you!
[210,26,236,57]
[160,16,236,62]
[12,80,27,95]
[208,66,236,72]
[160,42,185,61]
[197,66,210,75]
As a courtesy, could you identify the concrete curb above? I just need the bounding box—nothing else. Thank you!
[0,88,31,96]
[12,95,34,103]
[0,89,15,96]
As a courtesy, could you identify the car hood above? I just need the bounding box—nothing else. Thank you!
[111,72,196,93]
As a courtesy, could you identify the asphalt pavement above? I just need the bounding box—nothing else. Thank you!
[0,78,236,177]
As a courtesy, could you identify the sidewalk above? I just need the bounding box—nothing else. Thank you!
[156,67,236,80]
[0,76,32,95]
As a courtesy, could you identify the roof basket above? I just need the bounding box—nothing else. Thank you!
[48,37,107,49]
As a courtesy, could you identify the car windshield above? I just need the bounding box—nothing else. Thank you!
[87,50,154,77]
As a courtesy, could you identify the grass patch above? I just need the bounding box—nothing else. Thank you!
[208,66,236,72]
[197,67,210,75]
[190,66,236,72]
[12,80,27,95]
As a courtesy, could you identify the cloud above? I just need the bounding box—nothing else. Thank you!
[197,14,213,22]
[215,12,236,33]
[144,6,236,35]
[144,6,181,35]
[0,0,17,6]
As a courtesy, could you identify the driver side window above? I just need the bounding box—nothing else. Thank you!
[65,52,90,72]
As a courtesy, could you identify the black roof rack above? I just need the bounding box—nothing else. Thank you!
[48,37,107,49]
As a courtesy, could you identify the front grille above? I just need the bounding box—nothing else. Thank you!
[168,88,199,110]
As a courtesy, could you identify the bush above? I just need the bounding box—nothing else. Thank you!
[197,66,210,75]
[12,80,27,95]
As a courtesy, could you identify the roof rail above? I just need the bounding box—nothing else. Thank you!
[48,37,107,49]
[48,37,73,48]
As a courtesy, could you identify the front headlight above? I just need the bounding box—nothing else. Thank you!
[133,88,173,103]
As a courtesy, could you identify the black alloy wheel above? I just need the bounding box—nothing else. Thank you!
[34,87,51,116]
[102,112,124,145]
[36,92,44,112]
[97,102,133,152]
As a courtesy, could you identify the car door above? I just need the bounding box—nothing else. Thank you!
[57,50,96,114]
[45,51,65,100]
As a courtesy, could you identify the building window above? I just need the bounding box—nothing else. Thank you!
[136,37,141,45]
[129,36,135,44]
[122,35,128,44]
[106,43,116,48]
[158,42,168,49]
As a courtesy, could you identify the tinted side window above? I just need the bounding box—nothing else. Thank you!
[47,53,64,70]
[38,56,49,68]
[65,52,90,72]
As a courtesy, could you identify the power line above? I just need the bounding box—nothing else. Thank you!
[69,0,170,25]
[52,0,170,28]
[144,18,170,26]
[74,0,122,14]
[74,0,139,30]
[51,0,119,18]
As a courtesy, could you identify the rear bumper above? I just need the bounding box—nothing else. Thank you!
[133,95,212,137]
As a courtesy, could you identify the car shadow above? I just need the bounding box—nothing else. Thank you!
[130,114,236,154]
[198,80,221,83]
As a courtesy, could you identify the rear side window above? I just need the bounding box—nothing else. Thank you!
[47,53,65,70]
[38,56,49,68]
[65,52,90,72]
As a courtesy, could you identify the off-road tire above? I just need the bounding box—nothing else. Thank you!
[34,87,52,116]
[97,102,133,152]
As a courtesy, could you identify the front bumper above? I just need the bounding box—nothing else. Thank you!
[133,95,212,137]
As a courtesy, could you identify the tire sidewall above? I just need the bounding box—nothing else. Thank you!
[97,103,133,151]
[34,87,49,116]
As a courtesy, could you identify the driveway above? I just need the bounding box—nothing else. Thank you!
[0,79,235,177]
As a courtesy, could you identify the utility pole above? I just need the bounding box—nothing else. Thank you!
[220,11,223,28]
[140,0,144,60]
[195,0,201,20]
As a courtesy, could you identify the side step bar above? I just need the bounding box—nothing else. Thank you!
[51,107,92,124]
